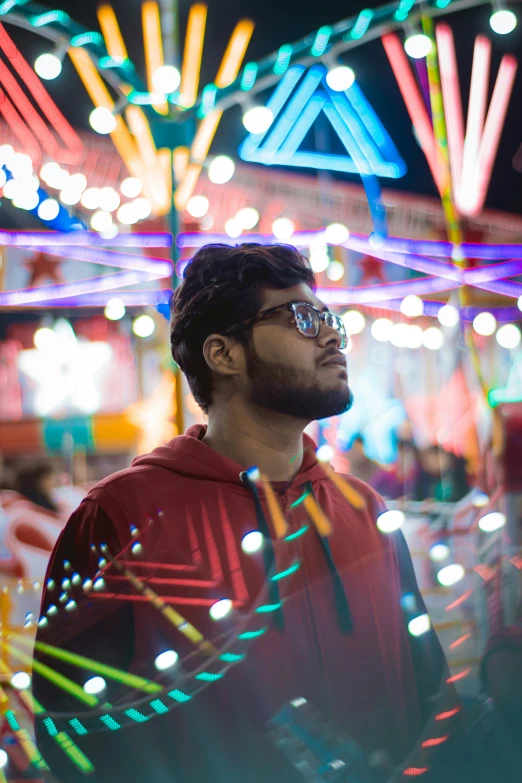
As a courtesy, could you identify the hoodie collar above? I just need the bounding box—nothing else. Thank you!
[132,423,326,490]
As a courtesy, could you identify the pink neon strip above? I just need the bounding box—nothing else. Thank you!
[436,24,464,194]
[0,23,83,164]
[468,55,518,216]
[91,593,219,606]
[381,33,444,194]
[120,560,198,572]
[459,35,491,214]
[105,575,221,587]
[0,84,41,162]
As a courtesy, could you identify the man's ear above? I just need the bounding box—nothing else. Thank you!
[203,334,243,377]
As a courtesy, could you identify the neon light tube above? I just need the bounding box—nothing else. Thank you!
[97,4,129,60]
[142,1,168,115]
[179,3,207,108]
[436,24,464,194]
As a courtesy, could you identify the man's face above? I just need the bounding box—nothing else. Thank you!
[241,283,353,422]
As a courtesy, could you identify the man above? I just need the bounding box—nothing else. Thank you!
[33,244,458,782]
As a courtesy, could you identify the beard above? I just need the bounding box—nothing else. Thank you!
[245,341,354,421]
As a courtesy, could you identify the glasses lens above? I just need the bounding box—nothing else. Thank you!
[293,303,319,338]
[330,313,347,349]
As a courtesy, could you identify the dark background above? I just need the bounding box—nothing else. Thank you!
[4,0,522,213]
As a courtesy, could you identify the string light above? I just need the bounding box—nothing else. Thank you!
[208,155,235,184]
[326,65,355,91]
[132,314,155,338]
[342,310,365,334]
[489,7,517,34]
[151,65,181,93]
[478,511,506,532]
[241,531,263,553]
[326,260,344,281]
[496,323,521,349]
[209,599,232,620]
[408,613,431,636]
[243,105,274,134]
[34,52,62,80]
[473,311,497,336]
[430,543,450,561]
[186,195,209,218]
[404,31,432,59]
[324,223,349,244]
[377,509,405,532]
[400,294,423,317]
[272,217,294,239]
[371,317,393,341]
[154,650,179,670]
[83,676,106,695]
[104,298,126,321]
[437,303,459,327]
[437,563,465,586]
[89,106,117,134]
[225,218,242,238]
[120,177,142,198]
[236,207,259,230]
[37,198,60,221]
[422,327,444,350]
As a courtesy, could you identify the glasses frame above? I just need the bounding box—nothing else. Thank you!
[222,300,347,348]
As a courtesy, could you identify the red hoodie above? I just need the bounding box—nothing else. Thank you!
[33,425,447,782]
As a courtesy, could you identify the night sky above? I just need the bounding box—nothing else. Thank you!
[7,0,522,214]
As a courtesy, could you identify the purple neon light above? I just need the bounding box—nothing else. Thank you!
[27,290,173,308]
[23,245,172,276]
[318,276,457,305]
[0,271,161,306]
[1,231,172,247]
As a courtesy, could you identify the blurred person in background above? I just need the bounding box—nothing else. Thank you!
[15,462,59,513]
[34,244,468,783]
[372,439,422,500]
[415,445,469,502]
[346,434,382,484]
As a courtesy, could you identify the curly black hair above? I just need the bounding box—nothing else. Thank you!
[170,243,315,413]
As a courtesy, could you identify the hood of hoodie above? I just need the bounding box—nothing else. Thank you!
[131,423,327,489]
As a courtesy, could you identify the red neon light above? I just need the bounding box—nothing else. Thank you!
[447,667,471,684]
[218,491,249,602]
[435,706,461,720]
[404,768,429,777]
[381,33,444,194]
[445,588,473,611]
[0,23,83,164]
[421,736,448,748]
[103,575,221,588]
[436,24,464,194]
[186,508,203,566]
[449,632,471,650]
[0,84,41,162]
[202,502,224,582]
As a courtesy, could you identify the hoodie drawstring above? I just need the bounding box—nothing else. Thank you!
[240,472,284,630]
[240,472,353,634]
[305,482,353,634]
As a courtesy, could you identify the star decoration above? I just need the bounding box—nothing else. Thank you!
[18,319,112,417]
[357,254,386,285]
[126,371,177,453]
[24,252,64,288]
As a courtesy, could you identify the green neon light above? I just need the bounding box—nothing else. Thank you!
[167,689,192,702]
[5,710,20,731]
[43,717,58,737]
[150,699,169,714]
[71,31,104,47]
[290,492,310,508]
[31,10,69,26]
[394,0,415,21]
[435,0,452,6]
[237,627,268,640]
[99,55,135,73]
[0,0,29,15]
[100,714,121,730]
[488,387,522,407]
[124,708,148,723]
[271,562,300,581]
[69,718,88,736]
[219,652,245,662]
[197,84,217,118]
[241,61,258,90]
[349,9,374,40]
[311,26,332,57]
[32,638,162,693]
[194,672,224,682]
[54,732,94,773]
[274,44,293,75]
[285,524,309,540]
[255,602,282,613]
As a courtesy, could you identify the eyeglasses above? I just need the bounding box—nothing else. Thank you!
[223,301,347,349]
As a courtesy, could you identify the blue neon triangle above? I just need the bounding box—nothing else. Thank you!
[239,64,406,179]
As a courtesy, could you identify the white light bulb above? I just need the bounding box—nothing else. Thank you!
[236,207,259,230]
[208,155,235,184]
[472,490,489,508]
[154,649,179,670]
[37,198,60,221]
[34,52,62,80]
[225,218,243,238]
[120,176,142,198]
[10,671,31,690]
[0,144,14,166]
[342,310,365,335]
[405,324,424,349]
[326,260,345,281]
[490,8,517,34]
[101,223,119,240]
[9,152,33,180]
[408,613,431,637]
[437,563,465,586]
[132,314,155,338]
[34,327,57,351]
[90,210,113,232]
[272,217,294,240]
[478,512,506,533]
[60,187,82,206]
[0,169,6,189]
[89,106,117,135]
[2,179,19,199]
[45,167,69,191]
[496,323,521,349]
[13,188,39,211]
[390,322,410,348]
[243,105,274,134]
[371,317,393,342]
[316,444,334,462]
[104,298,126,321]
[83,676,106,695]
[404,33,432,59]
[0,749,7,768]
[325,65,355,91]
[133,197,152,220]
[377,509,405,533]
[400,294,423,318]
[324,222,349,244]
[438,304,459,327]
[98,186,120,213]
[473,311,497,337]
[68,173,87,192]
[152,65,181,93]
[429,543,450,562]
[241,531,264,554]
[422,326,444,350]
[117,202,139,225]
[81,187,101,210]
[309,245,330,273]
[187,195,209,218]
[209,598,232,620]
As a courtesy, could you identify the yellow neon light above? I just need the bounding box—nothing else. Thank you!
[97,4,129,60]
[175,18,254,207]
[179,3,207,108]
[173,146,189,183]
[142,0,168,115]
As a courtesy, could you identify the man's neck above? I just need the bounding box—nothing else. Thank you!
[203,401,306,482]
